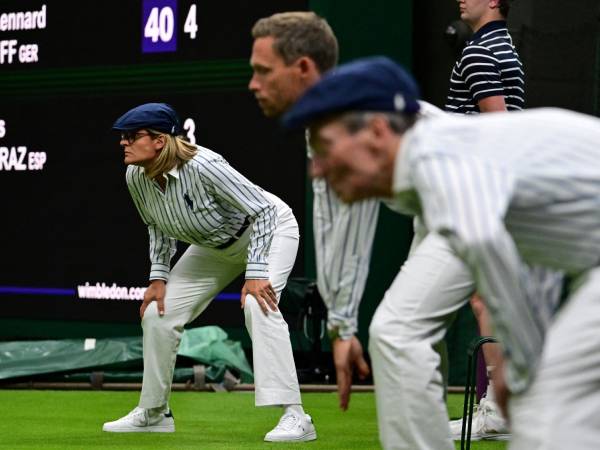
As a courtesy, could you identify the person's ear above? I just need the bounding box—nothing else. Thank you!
[363,115,394,158]
[154,135,166,150]
[296,56,319,78]
[368,115,391,140]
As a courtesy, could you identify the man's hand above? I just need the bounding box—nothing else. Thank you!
[491,359,510,420]
[241,279,278,315]
[333,335,370,411]
[141,280,166,318]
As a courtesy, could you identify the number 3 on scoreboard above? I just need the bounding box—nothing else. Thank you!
[184,118,196,145]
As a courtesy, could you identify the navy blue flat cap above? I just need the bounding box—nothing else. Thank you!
[112,103,181,135]
[282,56,420,129]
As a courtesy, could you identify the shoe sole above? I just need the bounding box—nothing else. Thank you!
[264,431,317,442]
[481,433,510,441]
[451,433,510,442]
[102,425,175,433]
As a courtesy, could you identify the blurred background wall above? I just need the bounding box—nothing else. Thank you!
[2,0,600,385]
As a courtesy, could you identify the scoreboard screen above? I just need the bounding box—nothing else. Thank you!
[0,0,308,326]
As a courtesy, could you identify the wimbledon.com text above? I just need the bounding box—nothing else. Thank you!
[77,282,146,301]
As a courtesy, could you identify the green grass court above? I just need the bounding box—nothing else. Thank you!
[0,390,507,449]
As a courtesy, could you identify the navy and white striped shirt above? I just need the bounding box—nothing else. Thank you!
[445,20,525,114]
[126,146,277,281]
[393,108,600,392]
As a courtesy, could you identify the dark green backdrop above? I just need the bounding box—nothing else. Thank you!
[308,0,415,346]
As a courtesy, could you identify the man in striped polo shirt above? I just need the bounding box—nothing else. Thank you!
[285,56,600,450]
[446,0,524,114]
[102,103,316,442]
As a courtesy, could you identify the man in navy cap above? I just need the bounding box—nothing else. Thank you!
[283,56,600,450]
[103,103,316,442]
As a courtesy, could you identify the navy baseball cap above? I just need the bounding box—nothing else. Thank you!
[282,56,420,129]
[112,103,181,135]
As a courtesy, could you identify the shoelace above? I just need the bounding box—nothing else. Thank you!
[275,413,299,431]
[474,398,507,433]
[478,399,496,418]
[129,408,148,420]
[128,408,145,417]
[457,400,489,434]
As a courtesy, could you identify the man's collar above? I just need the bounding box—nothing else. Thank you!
[471,20,507,41]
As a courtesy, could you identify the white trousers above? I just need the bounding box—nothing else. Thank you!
[138,194,301,408]
[369,232,474,450]
[509,266,600,450]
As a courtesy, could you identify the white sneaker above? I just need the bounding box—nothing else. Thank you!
[264,412,317,442]
[102,407,175,433]
[449,398,509,441]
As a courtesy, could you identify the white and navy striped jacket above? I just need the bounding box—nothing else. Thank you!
[393,108,600,392]
[312,102,444,339]
[312,177,379,339]
[126,145,277,281]
[446,20,525,114]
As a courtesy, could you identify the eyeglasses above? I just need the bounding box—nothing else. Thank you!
[120,131,151,145]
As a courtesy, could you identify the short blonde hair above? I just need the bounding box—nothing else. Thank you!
[144,130,197,179]
[252,12,338,74]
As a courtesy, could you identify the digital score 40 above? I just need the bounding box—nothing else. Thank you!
[142,0,198,53]
[140,1,198,145]
[0,120,47,171]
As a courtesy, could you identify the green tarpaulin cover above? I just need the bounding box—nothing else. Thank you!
[0,326,253,383]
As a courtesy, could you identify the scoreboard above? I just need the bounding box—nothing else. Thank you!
[0,0,308,326]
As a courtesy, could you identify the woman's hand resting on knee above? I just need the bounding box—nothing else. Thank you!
[141,280,166,318]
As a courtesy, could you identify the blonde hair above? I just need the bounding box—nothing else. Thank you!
[144,129,197,179]
[252,12,338,74]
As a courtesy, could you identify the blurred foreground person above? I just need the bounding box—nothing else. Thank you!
[284,57,598,450]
